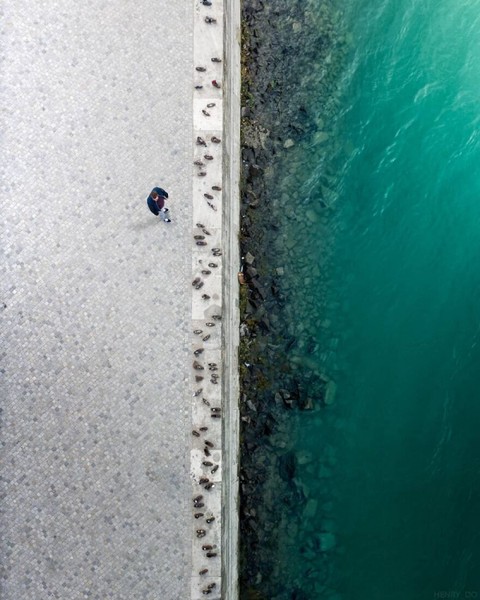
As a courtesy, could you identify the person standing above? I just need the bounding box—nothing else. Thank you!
[147,187,171,222]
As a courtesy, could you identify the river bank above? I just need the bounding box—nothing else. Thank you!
[238,1,349,598]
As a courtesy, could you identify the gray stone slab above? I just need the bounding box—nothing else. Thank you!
[2,2,194,599]
[222,1,242,598]
[189,2,226,598]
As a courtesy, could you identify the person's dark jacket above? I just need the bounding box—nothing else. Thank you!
[147,187,168,215]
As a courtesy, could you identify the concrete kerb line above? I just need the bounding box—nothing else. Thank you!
[221,1,241,600]
[190,0,240,599]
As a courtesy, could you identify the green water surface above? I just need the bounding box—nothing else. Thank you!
[281,0,480,597]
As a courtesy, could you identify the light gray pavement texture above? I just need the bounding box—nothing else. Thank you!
[2,2,195,599]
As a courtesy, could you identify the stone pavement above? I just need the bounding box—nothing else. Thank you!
[2,2,195,599]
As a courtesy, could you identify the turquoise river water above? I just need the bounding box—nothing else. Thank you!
[325,0,480,596]
[245,0,480,597]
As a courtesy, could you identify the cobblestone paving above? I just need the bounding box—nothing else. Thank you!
[2,2,193,598]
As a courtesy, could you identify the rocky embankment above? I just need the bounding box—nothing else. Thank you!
[238,1,349,599]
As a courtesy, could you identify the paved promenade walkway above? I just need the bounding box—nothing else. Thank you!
[2,2,194,598]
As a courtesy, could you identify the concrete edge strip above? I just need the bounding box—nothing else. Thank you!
[190,1,229,599]
[221,1,241,599]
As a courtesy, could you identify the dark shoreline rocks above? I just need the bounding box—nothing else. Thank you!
[239,1,349,599]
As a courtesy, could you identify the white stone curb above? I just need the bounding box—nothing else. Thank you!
[190,1,232,599]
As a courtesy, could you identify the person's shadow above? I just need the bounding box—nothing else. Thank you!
[130,218,160,232]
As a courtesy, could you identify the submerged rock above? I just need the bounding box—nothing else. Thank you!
[324,380,337,405]
[278,452,296,481]
[303,498,318,519]
[296,450,313,465]
[292,21,302,34]
[318,532,336,552]
[299,396,314,410]
[305,209,320,223]
[314,131,330,144]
